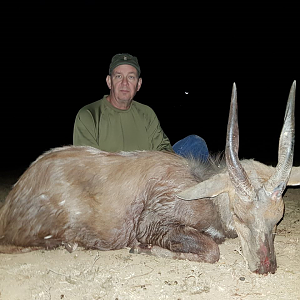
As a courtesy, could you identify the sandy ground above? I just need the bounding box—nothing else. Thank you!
[0,168,299,300]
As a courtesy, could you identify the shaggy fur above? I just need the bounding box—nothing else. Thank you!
[0,147,233,264]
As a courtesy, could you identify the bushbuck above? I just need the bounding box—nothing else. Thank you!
[0,81,298,274]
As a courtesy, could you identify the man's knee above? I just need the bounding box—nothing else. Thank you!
[172,135,209,161]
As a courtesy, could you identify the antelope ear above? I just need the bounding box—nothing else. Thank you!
[288,166,300,186]
[176,173,230,200]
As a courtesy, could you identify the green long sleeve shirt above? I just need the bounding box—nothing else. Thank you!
[73,96,173,153]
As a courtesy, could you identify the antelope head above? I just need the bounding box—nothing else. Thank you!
[178,81,296,274]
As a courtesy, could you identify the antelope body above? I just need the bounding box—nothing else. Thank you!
[0,82,298,274]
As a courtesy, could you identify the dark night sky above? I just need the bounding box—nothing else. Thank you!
[1,1,299,170]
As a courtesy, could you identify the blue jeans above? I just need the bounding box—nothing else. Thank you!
[173,135,209,161]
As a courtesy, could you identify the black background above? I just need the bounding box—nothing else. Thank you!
[2,1,298,170]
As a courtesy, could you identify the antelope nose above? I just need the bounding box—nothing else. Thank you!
[255,256,277,274]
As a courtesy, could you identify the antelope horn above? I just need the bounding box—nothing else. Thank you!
[225,83,256,201]
[264,81,296,194]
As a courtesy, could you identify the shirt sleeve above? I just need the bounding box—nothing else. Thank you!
[146,109,174,152]
[73,109,99,149]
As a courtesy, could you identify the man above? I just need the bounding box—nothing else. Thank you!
[73,53,173,152]
[73,53,209,160]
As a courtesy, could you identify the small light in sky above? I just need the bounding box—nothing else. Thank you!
[185,91,189,95]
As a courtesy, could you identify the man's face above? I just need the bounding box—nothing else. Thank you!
[106,64,142,110]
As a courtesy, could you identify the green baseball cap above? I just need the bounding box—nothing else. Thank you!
[109,53,141,76]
